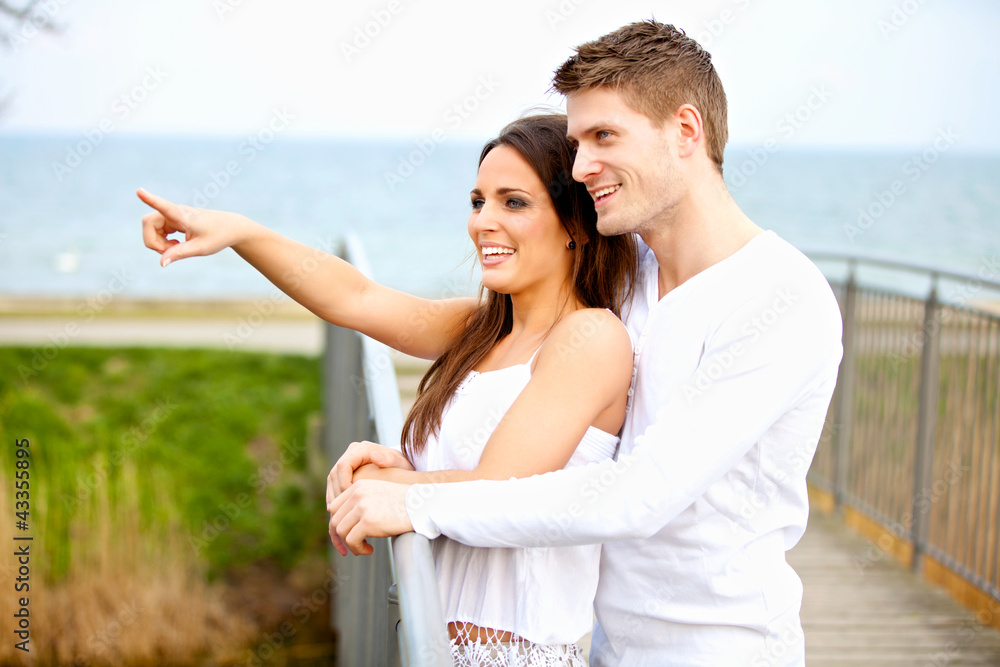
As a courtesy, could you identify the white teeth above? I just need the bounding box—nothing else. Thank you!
[594,185,621,198]
[482,247,516,256]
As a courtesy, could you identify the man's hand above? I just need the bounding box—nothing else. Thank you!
[326,440,413,506]
[328,479,414,556]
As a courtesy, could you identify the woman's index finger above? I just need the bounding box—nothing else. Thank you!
[136,188,180,219]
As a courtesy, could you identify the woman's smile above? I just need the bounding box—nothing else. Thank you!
[480,243,517,267]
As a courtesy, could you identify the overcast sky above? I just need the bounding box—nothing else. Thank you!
[2,0,999,150]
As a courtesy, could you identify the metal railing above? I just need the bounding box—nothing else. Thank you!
[807,250,1000,607]
[323,234,451,666]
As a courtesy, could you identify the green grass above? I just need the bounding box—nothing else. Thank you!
[0,346,325,579]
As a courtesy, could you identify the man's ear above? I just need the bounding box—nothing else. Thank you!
[675,104,704,159]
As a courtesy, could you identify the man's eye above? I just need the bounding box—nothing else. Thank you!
[597,130,612,140]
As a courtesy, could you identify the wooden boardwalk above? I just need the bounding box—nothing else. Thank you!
[790,511,1000,665]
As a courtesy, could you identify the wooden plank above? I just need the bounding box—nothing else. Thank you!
[791,511,1000,665]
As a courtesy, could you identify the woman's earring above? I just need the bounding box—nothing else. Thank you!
[568,240,576,250]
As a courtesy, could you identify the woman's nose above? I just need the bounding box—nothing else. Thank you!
[470,201,502,233]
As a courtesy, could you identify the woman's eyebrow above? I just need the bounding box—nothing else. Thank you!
[470,187,532,197]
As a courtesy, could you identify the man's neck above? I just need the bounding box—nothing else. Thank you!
[641,180,763,300]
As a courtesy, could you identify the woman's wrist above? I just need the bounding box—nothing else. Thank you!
[353,462,386,481]
[230,214,267,251]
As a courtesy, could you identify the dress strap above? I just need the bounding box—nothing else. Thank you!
[526,343,544,370]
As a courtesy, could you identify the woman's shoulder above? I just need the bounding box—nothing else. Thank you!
[554,306,631,339]
[539,307,633,368]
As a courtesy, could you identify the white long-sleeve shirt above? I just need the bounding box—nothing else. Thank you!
[406,231,844,666]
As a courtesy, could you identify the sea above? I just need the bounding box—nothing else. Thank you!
[2,133,999,304]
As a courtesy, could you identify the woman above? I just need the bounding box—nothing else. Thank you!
[139,114,638,665]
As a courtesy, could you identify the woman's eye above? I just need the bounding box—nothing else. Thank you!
[470,198,484,210]
[506,198,527,209]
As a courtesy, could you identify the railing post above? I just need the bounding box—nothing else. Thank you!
[911,278,942,572]
[388,583,401,667]
[833,262,858,513]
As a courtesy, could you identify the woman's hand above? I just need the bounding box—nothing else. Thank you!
[326,441,414,507]
[138,188,258,267]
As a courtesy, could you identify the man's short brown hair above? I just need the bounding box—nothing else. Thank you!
[553,20,728,171]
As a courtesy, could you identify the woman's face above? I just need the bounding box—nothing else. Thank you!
[468,145,574,298]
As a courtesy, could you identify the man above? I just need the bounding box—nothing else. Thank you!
[328,20,842,666]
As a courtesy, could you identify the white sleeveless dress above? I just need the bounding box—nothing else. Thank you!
[411,352,620,666]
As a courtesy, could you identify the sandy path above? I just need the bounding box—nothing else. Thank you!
[0,315,325,354]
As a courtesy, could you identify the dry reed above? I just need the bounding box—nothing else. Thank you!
[0,461,256,666]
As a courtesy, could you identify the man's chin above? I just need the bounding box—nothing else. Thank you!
[596,213,632,237]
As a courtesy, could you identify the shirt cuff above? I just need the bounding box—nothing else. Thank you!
[405,483,442,539]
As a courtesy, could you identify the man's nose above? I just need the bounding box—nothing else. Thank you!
[572,146,600,184]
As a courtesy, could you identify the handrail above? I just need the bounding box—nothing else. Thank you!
[326,233,451,667]
[341,234,408,446]
[804,248,1000,295]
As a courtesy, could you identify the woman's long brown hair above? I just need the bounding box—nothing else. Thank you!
[401,113,640,461]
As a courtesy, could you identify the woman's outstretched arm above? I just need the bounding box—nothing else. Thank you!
[138,188,476,359]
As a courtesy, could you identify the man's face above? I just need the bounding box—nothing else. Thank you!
[567,87,681,237]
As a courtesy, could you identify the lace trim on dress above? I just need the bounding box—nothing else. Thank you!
[450,636,586,667]
[449,626,586,667]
